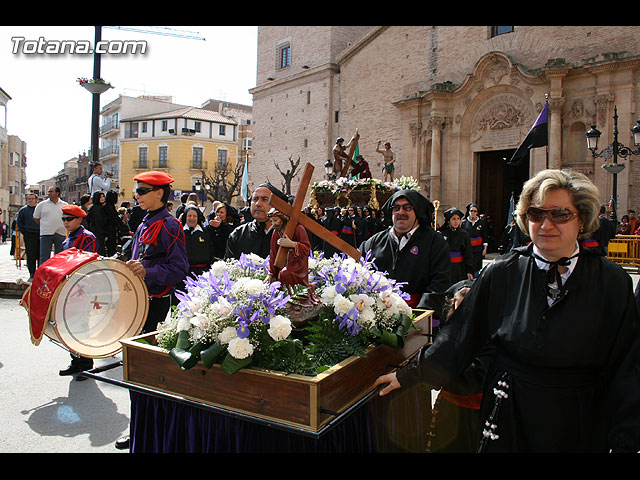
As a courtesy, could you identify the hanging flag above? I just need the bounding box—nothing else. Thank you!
[240,155,249,202]
[507,101,548,166]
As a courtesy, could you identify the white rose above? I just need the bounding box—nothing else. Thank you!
[218,326,237,344]
[228,337,254,359]
[268,315,292,341]
[333,294,355,316]
[189,313,209,331]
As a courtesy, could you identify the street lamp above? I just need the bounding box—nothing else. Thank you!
[324,159,335,180]
[586,105,640,223]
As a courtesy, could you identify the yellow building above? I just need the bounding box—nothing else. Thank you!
[119,106,238,207]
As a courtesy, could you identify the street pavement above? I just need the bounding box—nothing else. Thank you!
[0,241,638,454]
[0,241,130,454]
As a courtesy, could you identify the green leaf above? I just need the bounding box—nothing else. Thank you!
[200,342,225,369]
[221,353,252,375]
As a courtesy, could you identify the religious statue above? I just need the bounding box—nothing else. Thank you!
[376,141,395,182]
[267,207,321,305]
[350,154,372,179]
[333,132,358,179]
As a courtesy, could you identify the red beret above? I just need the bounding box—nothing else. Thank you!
[133,171,174,186]
[62,205,87,218]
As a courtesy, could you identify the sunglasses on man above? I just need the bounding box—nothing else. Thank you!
[61,216,78,222]
[391,204,414,213]
[526,206,578,224]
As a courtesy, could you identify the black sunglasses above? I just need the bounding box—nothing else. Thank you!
[135,186,159,196]
[526,206,577,224]
[61,216,78,222]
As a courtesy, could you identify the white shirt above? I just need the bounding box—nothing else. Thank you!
[33,198,68,236]
[88,173,112,195]
[390,225,419,251]
[533,242,580,306]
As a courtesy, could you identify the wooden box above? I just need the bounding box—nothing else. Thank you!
[121,309,432,433]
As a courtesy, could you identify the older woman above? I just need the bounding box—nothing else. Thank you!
[374,169,640,452]
[204,201,235,261]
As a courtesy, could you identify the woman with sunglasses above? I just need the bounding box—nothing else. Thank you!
[374,169,640,452]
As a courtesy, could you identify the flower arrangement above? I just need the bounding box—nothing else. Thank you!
[155,250,416,376]
[311,176,420,194]
[76,77,113,87]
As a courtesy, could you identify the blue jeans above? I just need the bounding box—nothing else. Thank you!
[39,233,65,266]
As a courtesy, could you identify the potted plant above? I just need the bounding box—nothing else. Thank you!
[77,77,113,95]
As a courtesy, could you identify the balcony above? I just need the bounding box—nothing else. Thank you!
[99,144,119,160]
[100,119,120,136]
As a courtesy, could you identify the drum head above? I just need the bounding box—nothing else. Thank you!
[48,258,148,358]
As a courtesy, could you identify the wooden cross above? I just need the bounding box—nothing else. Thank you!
[340,130,360,178]
[268,162,362,269]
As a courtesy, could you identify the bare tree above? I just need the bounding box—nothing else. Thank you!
[202,158,245,205]
[274,155,301,196]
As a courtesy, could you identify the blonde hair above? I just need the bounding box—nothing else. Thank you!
[515,169,600,238]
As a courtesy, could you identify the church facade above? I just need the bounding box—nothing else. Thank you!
[249,26,640,239]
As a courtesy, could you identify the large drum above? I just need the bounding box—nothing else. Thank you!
[22,248,149,358]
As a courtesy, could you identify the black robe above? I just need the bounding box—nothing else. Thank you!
[461,217,488,273]
[224,219,272,260]
[437,225,474,286]
[397,244,640,452]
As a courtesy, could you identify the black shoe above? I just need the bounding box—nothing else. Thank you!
[115,435,130,450]
[59,364,83,376]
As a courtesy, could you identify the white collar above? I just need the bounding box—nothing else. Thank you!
[184,224,203,233]
[390,225,419,249]
[532,243,579,272]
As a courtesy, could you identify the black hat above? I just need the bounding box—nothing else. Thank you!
[256,183,288,203]
[382,189,434,227]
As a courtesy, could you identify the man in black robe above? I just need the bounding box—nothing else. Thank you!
[359,189,451,316]
[224,183,287,260]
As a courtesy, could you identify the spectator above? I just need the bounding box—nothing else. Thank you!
[17,193,41,280]
[87,162,112,195]
[33,186,68,265]
[103,190,120,257]
[86,191,107,255]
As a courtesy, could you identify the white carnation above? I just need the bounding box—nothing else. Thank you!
[210,260,228,277]
[247,253,264,266]
[268,315,292,341]
[218,326,237,344]
[320,285,338,304]
[244,278,266,296]
[333,294,355,316]
[228,337,254,359]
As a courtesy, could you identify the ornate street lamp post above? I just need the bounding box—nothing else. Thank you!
[586,105,640,223]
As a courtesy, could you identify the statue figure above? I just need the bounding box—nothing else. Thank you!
[377,141,395,182]
[333,135,357,179]
[267,207,320,304]
[350,154,372,179]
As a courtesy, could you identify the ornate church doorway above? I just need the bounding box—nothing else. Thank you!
[477,148,530,251]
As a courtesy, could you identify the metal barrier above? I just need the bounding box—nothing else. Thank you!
[607,235,640,272]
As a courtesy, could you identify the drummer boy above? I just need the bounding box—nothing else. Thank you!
[58,204,98,379]
[126,171,188,334]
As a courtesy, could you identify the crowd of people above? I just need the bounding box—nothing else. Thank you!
[12,163,640,454]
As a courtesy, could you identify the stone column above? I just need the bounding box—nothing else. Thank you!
[548,97,565,169]
[430,116,443,202]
